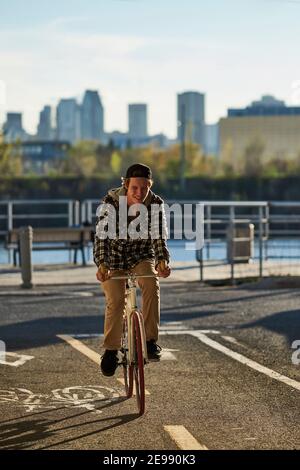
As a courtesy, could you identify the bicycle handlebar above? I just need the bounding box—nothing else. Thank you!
[109,274,157,280]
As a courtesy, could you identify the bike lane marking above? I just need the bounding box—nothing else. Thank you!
[65,334,179,360]
[57,335,151,395]
[0,386,119,414]
[0,352,34,367]
[189,331,300,392]
[1,337,34,368]
[164,425,208,450]
[161,330,300,392]
[57,335,100,364]
[221,335,249,349]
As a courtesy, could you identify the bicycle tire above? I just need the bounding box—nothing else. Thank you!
[132,311,145,416]
[122,316,133,398]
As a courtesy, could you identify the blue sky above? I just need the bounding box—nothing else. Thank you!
[1,0,300,137]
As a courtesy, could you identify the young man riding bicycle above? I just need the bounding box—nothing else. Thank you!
[93,163,171,376]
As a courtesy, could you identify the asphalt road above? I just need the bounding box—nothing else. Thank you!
[0,281,299,450]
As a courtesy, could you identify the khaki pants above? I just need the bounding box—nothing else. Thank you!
[101,259,160,350]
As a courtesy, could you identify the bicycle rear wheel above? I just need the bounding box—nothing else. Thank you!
[122,316,133,398]
[132,311,145,416]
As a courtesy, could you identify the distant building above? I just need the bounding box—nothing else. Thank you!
[177,91,205,149]
[129,133,168,149]
[2,113,28,143]
[220,95,300,161]
[56,99,81,144]
[147,133,169,148]
[228,95,300,117]
[128,104,148,139]
[205,123,219,156]
[81,90,104,142]
[21,141,70,174]
[105,131,129,149]
[37,105,54,141]
[106,131,168,150]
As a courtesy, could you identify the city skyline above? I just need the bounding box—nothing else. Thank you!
[2,90,299,146]
[1,0,300,137]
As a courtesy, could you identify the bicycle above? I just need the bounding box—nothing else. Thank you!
[110,272,157,416]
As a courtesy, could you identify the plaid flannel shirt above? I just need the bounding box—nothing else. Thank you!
[93,187,170,270]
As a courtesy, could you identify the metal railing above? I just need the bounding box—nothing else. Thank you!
[195,201,300,282]
[196,201,268,282]
[0,199,80,236]
[1,198,300,281]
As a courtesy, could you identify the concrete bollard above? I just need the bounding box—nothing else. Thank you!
[19,226,33,289]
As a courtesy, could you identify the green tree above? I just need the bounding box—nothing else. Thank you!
[242,137,265,177]
[111,151,122,176]
[0,137,23,177]
[61,141,97,177]
[220,138,235,177]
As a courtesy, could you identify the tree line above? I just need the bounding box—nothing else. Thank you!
[1,135,300,180]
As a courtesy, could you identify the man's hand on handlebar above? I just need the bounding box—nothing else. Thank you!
[96,265,111,282]
[97,261,171,282]
[157,260,171,278]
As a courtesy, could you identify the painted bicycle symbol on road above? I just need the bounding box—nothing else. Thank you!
[0,386,121,414]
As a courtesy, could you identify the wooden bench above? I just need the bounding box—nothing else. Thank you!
[5,227,94,266]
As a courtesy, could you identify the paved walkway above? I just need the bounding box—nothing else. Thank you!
[1,259,300,288]
[0,262,200,287]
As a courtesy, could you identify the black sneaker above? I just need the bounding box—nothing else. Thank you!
[146,340,162,361]
[100,350,119,376]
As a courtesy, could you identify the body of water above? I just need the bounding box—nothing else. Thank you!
[1,239,300,265]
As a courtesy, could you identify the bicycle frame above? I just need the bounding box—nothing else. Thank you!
[111,273,155,363]
[110,273,156,415]
[125,275,148,364]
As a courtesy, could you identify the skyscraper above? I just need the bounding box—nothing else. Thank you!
[128,104,148,139]
[81,90,104,142]
[37,105,53,140]
[177,92,205,149]
[205,123,219,156]
[56,99,81,144]
[2,113,27,142]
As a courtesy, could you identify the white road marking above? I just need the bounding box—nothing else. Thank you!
[57,335,100,364]
[164,425,208,450]
[59,329,300,394]
[160,348,179,361]
[221,335,248,349]
[160,329,220,336]
[0,352,34,367]
[190,331,300,392]
[0,386,119,414]
[0,340,5,360]
[76,292,94,297]
[57,335,151,395]
[65,334,178,360]
[71,334,103,338]
[10,294,94,304]
[70,327,221,339]
[160,321,186,331]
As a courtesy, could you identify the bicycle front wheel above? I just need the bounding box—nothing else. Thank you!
[122,316,133,398]
[132,311,145,416]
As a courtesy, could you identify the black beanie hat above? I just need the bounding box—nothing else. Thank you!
[125,163,152,179]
